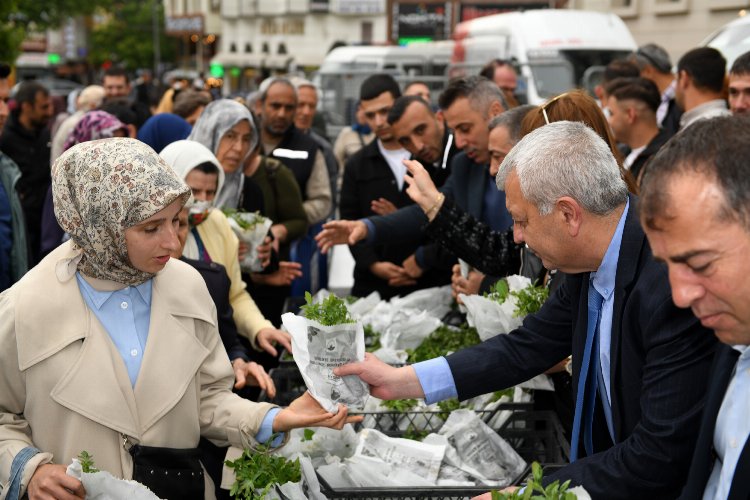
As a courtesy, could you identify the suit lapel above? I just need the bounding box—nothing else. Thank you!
[608,197,644,438]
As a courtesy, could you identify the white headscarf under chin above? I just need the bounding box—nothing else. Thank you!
[187,99,258,209]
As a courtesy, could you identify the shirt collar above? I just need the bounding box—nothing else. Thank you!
[590,198,630,301]
[662,79,676,102]
[76,272,153,310]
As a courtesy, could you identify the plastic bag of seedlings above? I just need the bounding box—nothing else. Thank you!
[281,292,369,413]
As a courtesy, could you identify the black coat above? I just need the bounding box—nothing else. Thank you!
[180,257,248,362]
[679,344,750,500]
[630,128,673,181]
[340,139,449,298]
[0,112,51,260]
[445,198,717,498]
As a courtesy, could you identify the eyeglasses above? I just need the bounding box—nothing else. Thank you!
[539,92,570,125]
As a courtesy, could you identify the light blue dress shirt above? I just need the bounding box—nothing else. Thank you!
[414,200,629,421]
[75,273,281,445]
[703,345,750,500]
[590,197,629,409]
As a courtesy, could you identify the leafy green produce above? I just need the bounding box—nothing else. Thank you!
[222,208,268,230]
[300,291,355,326]
[491,462,578,500]
[406,324,481,363]
[490,388,515,402]
[77,450,99,473]
[344,296,359,305]
[380,398,418,412]
[364,323,382,352]
[484,279,549,318]
[403,425,430,441]
[485,279,510,303]
[437,398,469,420]
[301,429,316,442]
[512,284,549,317]
[225,443,301,499]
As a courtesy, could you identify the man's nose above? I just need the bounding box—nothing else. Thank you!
[669,266,704,309]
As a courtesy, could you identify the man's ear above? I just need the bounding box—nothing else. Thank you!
[556,197,583,237]
[435,109,444,122]
[253,99,263,116]
[488,100,504,118]
[677,70,691,90]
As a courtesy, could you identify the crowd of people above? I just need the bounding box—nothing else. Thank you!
[0,39,749,499]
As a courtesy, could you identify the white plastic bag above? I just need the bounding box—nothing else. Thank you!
[281,312,369,413]
[226,211,273,272]
[66,458,161,500]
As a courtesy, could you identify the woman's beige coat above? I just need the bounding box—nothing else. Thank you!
[0,242,277,499]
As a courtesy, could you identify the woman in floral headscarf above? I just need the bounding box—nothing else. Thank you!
[39,110,130,257]
[0,138,358,500]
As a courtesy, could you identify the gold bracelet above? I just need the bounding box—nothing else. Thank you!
[424,192,445,219]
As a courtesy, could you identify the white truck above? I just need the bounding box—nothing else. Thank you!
[449,9,638,104]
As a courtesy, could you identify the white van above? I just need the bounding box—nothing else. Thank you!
[703,14,750,68]
[314,42,454,137]
[450,9,638,104]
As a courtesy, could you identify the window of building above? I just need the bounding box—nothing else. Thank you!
[612,0,638,17]
[245,43,252,53]
[361,21,373,44]
[278,43,287,55]
[262,42,270,54]
[230,42,237,53]
[653,0,688,15]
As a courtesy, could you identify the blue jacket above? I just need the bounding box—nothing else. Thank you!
[0,153,28,291]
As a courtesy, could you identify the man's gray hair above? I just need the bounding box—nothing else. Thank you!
[289,75,318,94]
[438,75,509,116]
[258,76,297,102]
[496,121,628,216]
[488,104,536,144]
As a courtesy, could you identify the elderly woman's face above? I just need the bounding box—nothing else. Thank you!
[216,120,252,173]
[125,198,183,273]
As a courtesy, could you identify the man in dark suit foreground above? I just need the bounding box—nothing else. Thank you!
[336,121,716,498]
[640,115,750,500]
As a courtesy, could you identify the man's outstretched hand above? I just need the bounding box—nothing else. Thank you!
[334,352,425,401]
[315,220,369,253]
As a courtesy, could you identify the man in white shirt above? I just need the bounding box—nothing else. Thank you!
[640,114,750,500]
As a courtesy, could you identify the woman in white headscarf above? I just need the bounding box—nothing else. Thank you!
[0,138,358,500]
[188,99,256,209]
[160,139,292,356]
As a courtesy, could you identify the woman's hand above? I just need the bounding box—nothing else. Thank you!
[251,261,302,286]
[315,220,369,253]
[256,236,273,268]
[28,463,85,500]
[231,358,276,397]
[403,159,441,213]
[272,392,364,432]
[255,328,292,357]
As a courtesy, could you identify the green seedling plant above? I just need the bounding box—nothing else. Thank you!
[407,324,481,363]
[225,440,301,499]
[77,451,99,473]
[222,209,268,230]
[491,462,578,500]
[300,291,355,326]
[380,398,418,412]
[484,279,549,317]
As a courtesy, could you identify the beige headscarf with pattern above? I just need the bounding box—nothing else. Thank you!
[52,138,191,286]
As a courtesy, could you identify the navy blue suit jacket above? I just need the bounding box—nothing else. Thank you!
[446,198,717,498]
[679,343,750,500]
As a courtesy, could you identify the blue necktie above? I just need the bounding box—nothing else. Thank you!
[570,283,604,461]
